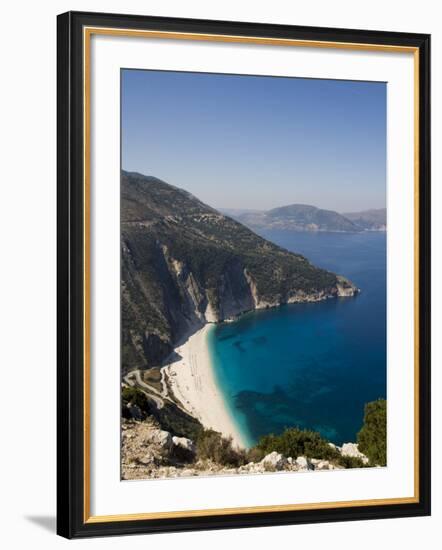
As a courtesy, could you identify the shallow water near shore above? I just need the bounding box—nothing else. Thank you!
[209,231,386,448]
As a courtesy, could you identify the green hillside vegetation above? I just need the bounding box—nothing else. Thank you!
[121,171,355,374]
[255,427,366,469]
[195,399,387,469]
[193,426,368,469]
[256,427,341,461]
[195,429,246,467]
[122,385,203,440]
[123,385,384,470]
[357,398,387,466]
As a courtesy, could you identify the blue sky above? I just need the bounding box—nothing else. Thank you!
[122,69,386,212]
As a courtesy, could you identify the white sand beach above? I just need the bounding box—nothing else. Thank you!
[162,324,246,449]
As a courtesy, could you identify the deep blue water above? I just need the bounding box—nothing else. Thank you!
[209,231,386,448]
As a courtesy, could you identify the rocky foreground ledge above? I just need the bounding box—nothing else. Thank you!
[122,420,369,481]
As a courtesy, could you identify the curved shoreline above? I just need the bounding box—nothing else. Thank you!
[162,324,246,449]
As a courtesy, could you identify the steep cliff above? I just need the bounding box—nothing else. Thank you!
[121,171,358,373]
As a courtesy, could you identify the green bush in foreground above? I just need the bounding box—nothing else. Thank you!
[121,386,150,417]
[256,427,341,462]
[338,455,366,469]
[196,429,246,467]
[155,402,203,441]
[245,446,266,463]
[357,399,387,466]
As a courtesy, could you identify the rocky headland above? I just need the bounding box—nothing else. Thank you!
[121,171,359,375]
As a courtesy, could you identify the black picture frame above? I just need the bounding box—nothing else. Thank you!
[57,10,431,539]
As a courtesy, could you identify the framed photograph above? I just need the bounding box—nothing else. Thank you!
[57,11,431,538]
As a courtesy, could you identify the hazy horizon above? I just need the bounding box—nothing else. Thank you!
[122,70,386,212]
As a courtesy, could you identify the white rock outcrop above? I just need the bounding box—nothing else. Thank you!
[295,456,314,471]
[260,452,287,470]
[340,443,369,464]
[172,436,196,455]
[144,429,173,453]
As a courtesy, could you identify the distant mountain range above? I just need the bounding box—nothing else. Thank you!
[343,209,387,231]
[223,205,386,233]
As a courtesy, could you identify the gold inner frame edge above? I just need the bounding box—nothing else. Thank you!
[82,26,420,524]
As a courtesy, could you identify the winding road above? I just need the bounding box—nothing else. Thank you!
[123,370,166,409]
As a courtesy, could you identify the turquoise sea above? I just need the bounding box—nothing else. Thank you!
[209,231,386,448]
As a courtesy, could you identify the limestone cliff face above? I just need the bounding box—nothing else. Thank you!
[121,171,358,373]
[162,247,256,324]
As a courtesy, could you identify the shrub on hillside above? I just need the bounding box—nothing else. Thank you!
[338,455,367,469]
[245,446,266,463]
[121,386,150,418]
[155,402,203,441]
[256,427,341,462]
[357,399,387,466]
[196,429,246,467]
